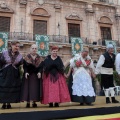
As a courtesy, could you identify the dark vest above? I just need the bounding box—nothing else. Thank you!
[102,52,115,68]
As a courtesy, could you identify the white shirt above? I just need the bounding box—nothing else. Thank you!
[95,55,113,75]
[115,53,120,75]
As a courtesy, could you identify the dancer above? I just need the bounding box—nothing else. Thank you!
[95,44,119,104]
[67,49,96,105]
[21,44,43,108]
[42,46,70,107]
[0,41,23,109]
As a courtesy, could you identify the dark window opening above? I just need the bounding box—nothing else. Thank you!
[100,27,112,45]
[0,16,10,32]
[68,23,80,43]
[33,20,47,40]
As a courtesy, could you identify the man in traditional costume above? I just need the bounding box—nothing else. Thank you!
[67,49,96,105]
[0,41,23,109]
[21,44,43,108]
[95,44,119,104]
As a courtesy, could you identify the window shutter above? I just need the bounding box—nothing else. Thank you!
[68,23,80,37]
[100,27,112,40]
[33,20,47,35]
[0,16,10,32]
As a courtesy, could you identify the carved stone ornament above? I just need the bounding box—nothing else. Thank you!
[98,16,113,24]
[19,0,27,5]
[0,2,7,9]
[66,13,83,21]
[31,8,50,17]
[0,2,14,13]
[38,0,44,5]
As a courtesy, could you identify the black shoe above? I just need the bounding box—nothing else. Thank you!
[80,103,84,106]
[111,97,119,103]
[86,103,93,106]
[106,97,111,104]
[49,103,53,107]
[32,103,37,108]
[26,103,30,108]
[1,104,6,109]
[54,103,59,107]
[7,104,11,109]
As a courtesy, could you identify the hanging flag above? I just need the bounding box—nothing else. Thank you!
[71,37,83,55]
[35,34,49,56]
[0,32,8,53]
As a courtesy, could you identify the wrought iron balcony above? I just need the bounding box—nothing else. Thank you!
[7,32,90,44]
[7,32,120,47]
[8,32,33,41]
[98,0,114,4]
[98,39,119,46]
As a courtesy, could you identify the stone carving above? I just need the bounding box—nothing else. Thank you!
[31,7,50,17]
[19,0,27,5]
[99,16,112,24]
[66,13,82,21]
[0,2,7,9]
[38,0,44,5]
[0,2,14,13]
[86,4,94,13]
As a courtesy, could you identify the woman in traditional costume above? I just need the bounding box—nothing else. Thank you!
[21,44,43,108]
[67,50,96,105]
[41,46,70,107]
[0,41,23,109]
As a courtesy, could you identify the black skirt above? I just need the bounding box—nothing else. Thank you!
[0,65,21,103]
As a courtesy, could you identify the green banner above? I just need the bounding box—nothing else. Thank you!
[35,34,49,56]
[0,32,8,53]
[105,40,117,54]
[71,37,83,55]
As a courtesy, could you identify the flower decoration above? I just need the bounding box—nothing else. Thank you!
[74,59,82,67]
[85,59,91,66]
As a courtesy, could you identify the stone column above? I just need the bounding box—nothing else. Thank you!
[54,4,61,36]
[115,6,120,43]
[85,3,96,44]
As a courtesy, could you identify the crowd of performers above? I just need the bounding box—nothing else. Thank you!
[0,41,119,109]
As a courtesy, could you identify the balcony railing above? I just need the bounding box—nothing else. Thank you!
[6,32,120,46]
[7,32,90,44]
[8,32,33,41]
[98,0,114,4]
[98,39,120,46]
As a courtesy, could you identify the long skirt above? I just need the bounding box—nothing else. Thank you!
[21,73,42,102]
[42,73,71,104]
[0,65,21,103]
[71,67,95,103]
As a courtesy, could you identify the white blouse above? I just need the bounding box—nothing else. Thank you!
[115,53,120,75]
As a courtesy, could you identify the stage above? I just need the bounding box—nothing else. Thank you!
[0,96,120,120]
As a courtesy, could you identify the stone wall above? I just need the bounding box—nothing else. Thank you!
[0,0,120,63]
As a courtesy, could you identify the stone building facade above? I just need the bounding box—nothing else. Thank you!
[0,0,120,63]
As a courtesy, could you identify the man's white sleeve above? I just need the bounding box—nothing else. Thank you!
[115,54,120,74]
[95,55,105,74]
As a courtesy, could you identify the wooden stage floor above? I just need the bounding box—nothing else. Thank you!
[0,96,120,114]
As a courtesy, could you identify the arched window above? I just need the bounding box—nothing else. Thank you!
[98,16,113,45]
[31,8,50,36]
